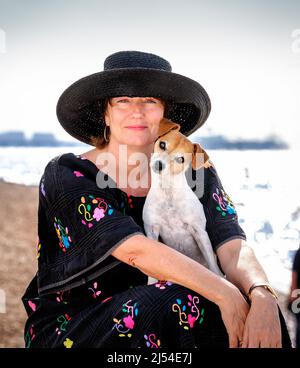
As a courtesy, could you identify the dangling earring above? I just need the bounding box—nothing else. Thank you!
[104,125,110,143]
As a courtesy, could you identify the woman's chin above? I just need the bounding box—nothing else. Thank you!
[122,137,152,147]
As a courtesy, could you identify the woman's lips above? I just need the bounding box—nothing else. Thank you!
[126,126,147,130]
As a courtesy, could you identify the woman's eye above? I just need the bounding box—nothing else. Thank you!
[145,99,157,103]
[117,99,129,103]
[175,156,184,164]
[159,141,166,150]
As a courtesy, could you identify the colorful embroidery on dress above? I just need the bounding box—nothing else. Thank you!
[144,333,161,348]
[88,281,102,299]
[155,280,173,290]
[56,290,71,304]
[172,294,205,330]
[63,338,74,348]
[119,191,137,213]
[36,238,41,259]
[112,299,139,338]
[55,313,72,335]
[212,187,236,217]
[127,195,134,209]
[40,178,46,197]
[28,300,37,312]
[54,217,72,252]
[102,296,113,304]
[78,195,114,228]
[76,154,87,160]
[73,170,84,177]
[25,324,35,348]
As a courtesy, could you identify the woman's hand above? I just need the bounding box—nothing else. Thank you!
[240,289,281,348]
[217,284,250,348]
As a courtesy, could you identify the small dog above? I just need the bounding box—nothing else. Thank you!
[143,118,223,283]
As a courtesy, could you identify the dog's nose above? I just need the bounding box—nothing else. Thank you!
[153,160,165,173]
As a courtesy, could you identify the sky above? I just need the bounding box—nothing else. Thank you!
[0,0,299,148]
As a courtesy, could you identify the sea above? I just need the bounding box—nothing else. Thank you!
[1,146,299,294]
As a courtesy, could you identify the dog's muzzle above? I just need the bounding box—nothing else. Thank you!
[152,160,165,173]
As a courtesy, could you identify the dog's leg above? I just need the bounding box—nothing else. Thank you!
[144,223,160,241]
[190,225,224,276]
[144,223,160,285]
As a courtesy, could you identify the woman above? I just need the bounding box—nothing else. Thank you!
[22,50,291,348]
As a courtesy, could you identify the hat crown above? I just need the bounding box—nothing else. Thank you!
[104,51,172,72]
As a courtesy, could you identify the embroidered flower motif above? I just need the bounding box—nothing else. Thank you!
[93,207,105,221]
[154,280,173,290]
[187,314,197,328]
[112,300,139,338]
[78,195,114,228]
[172,294,205,330]
[63,338,74,348]
[54,217,72,252]
[212,187,236,217]
[144,333,161,348]
[123,315,134,329]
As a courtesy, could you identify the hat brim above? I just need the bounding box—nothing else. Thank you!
[56,68,211,145]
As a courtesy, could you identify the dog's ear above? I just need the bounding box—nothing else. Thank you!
[192,143,212,170]
[157,118,180,139]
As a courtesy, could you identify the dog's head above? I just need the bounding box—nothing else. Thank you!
[152,118,211,175]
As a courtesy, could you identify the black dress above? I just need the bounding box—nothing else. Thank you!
[22,153,291,348]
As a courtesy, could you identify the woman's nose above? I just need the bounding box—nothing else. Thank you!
[130,102,145,115]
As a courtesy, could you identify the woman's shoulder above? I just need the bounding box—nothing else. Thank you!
[43,152,97,177]
[41,152,122,206]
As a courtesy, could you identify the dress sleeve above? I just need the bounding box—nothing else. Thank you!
[199,162,247,251]
[37,154,144,295]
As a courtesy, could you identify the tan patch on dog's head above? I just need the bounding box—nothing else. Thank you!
[191,143,211,170]
[157,118,181,139]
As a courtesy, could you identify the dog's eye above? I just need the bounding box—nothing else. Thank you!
[175,156,184,164]
[159,141,166,150]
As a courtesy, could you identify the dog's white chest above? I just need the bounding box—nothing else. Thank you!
[143,186,209,266]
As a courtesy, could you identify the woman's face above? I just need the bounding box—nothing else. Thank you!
[104,96,165,147]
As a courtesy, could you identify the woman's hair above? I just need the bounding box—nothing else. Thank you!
[90,98,171,149]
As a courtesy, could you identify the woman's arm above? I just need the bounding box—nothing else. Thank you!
[216,238,282,348]
[216,238,272,297]
[111,234,249,347]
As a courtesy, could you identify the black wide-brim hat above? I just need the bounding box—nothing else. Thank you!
[56,51,211,146]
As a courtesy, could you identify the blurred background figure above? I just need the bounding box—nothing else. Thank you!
[288,246,300,348]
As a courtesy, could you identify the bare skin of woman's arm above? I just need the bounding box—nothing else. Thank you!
[111,234,249,347]
[217,239,282,348]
